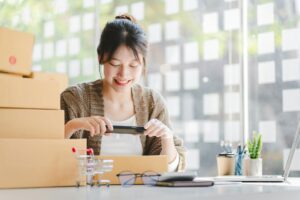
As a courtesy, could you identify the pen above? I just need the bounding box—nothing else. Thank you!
[220,140,233,154]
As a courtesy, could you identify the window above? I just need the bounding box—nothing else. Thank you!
[2,0,300,176]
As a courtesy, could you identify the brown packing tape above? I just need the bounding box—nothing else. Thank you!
[0,27,34,76]
[0,73,60,109]
[95,155,168,185]
[0,108,64,139]
[0,139,86,188]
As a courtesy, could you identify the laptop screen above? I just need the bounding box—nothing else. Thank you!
[283,121,300,180]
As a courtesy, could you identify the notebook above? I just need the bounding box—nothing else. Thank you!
[156,180,214,187]
[156,172,214,187]
[214,120,300,182]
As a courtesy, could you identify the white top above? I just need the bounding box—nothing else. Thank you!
[101,115,179,172]
[101,115,143,155]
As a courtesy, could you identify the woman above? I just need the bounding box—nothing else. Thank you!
[61,14,186,172]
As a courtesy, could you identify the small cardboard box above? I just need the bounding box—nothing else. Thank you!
[96,155,168,185]
[0,27,34,76]
[0,73,60,109]
[0,138,86,188]
[0,108,64,139]
[26,72,68,94]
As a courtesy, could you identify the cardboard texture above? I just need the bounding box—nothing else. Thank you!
[27,72,68,94]
[0,73,60,109]
[0,139,86,188]
[0,109,64,139]
[0,27,34,76]
[96,155,168,185]
[0,72,22,77]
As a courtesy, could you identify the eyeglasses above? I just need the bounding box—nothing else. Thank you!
[116,171,161,186]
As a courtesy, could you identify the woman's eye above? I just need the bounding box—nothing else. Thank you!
[110,63,120,67]
[130,62,139,68]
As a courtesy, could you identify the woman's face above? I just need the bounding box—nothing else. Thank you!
[103,45,144,93]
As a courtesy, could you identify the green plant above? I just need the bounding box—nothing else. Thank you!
[247,131,263,159]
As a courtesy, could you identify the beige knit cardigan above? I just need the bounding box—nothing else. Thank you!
[60,79,186,171]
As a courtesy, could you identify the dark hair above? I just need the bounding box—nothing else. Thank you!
[97,14,148,67]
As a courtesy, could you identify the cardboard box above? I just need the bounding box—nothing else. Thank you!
[0,108,64,139]
[0,138,86,188]
[0,73,60,109]
[95,155,168,185]
[0,27,34,76]
[26,72,68,94]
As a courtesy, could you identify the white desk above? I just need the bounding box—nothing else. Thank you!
[2,178,300,200]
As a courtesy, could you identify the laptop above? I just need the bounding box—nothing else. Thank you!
[213,120,300,182]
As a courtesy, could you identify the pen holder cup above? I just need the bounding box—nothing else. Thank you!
[217,155,235,176]
[75,155,114,186]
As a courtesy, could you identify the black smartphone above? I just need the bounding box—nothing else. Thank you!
[105,125,146,135]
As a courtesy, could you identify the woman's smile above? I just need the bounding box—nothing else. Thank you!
[114,78,131,86]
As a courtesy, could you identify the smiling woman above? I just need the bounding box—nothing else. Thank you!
[60,14,186,172]
[103,45,144,93]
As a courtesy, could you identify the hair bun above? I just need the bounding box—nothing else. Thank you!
[115,13,137,24]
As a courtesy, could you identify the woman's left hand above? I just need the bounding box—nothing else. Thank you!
[144,119,173,140]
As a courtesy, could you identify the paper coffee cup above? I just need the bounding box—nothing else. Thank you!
[217,155,235,176]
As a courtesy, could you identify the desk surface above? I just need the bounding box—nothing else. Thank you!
[2,178,300,200]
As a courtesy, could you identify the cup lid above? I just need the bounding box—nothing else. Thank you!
[218,152,235,157]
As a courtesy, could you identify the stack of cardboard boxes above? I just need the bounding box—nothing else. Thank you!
[0,27,86,188]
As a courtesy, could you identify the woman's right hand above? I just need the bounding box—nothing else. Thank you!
[64,116,113,138]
